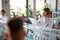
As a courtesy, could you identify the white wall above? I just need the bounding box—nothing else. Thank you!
[0,0,2,11]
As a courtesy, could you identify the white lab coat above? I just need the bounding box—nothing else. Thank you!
[2,15,8,24]
[0,15,8,39]
[37,17,53,28]
[1,15,8,32]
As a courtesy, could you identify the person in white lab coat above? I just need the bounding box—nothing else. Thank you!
[38,8,53,28]
[0,9,8,40]
[1,9,8,30]
[2,9,8,22]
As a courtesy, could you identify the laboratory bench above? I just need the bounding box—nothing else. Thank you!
[24,23,60,40]
[0,23,60,40]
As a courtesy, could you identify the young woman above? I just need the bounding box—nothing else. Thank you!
[38,8,53,28]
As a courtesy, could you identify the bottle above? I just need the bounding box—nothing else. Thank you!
[28,30,33,40]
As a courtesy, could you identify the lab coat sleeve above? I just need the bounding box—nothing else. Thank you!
[49,19,54,28]
[37,18,43,25]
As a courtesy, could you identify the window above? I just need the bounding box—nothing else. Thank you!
[36,0,44,15]
[46,0,56,12]
[10,0,45,17]
[28,0,33,17]
[10,0,26,17]
[57,0,60,12]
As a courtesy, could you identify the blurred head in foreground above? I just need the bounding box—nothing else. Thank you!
[7,17,27,40]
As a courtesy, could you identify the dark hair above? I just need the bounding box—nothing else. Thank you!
[43,8,51,15]
[7,17,23,40]
[1,9,5,13]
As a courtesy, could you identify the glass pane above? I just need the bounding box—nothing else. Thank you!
[10,0,26,17]
[58,0,60,12]
[46,0,56,12]
[36,0,44,15]
[28,0,33,17]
